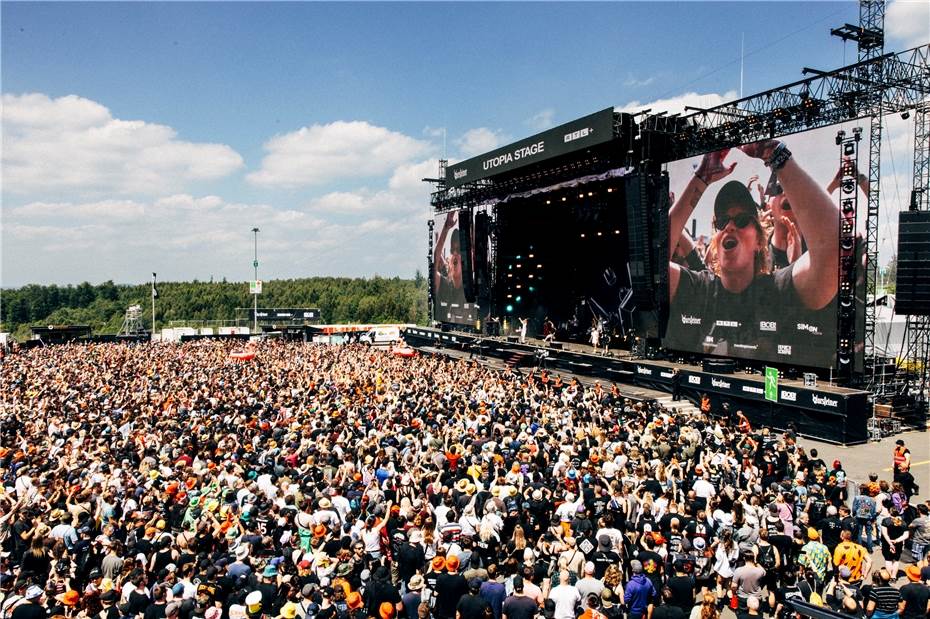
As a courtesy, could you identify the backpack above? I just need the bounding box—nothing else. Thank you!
[0,595,24,619]
[757,544,776,570]
[797,580,823,606]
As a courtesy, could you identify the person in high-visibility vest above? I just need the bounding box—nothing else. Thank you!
[892,439,911,483]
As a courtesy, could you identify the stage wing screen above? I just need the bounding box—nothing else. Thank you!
[664,121,868,368]
[432,210,477,325]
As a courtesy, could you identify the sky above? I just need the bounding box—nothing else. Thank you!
[2,1,928,287]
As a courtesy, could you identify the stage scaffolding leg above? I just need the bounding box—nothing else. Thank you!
[903,103,930,408]
[856,0,884,388]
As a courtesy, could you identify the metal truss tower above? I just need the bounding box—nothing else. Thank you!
[903,103,930,406]
[831,0,886,385]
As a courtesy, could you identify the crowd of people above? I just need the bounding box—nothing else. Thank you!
[0,340,928,619]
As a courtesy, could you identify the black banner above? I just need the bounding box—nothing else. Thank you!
[252,308,321,323]
[631,361,858,416]
[445,108,615,188]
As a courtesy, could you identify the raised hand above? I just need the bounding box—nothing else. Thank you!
[784,218,802,264]
[740,140,780,161]
[695,149,737,185]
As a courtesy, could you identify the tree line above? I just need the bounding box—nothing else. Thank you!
[1,274,429,340]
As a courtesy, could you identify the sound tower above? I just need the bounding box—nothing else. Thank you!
[624,173,669,323]
[458,209,476,303]
[625,174,652,309]
[473,212,490,307]
[895,211,930,316]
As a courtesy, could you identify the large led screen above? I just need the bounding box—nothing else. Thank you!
[664,121,869,368]
[432,210,477,325]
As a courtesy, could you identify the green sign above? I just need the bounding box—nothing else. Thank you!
[764,367,778,402]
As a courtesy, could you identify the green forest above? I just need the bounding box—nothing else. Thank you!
[1,274,429,340]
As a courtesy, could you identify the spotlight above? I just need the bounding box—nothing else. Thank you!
[901,110,910,120]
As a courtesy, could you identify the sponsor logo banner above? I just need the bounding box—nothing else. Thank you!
[445,108,615,188]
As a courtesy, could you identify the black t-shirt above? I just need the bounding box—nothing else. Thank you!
[396,543,425,583]
[591,551,620,579]
[501,595,537,619]
[652,605,686,619]
[768,534,794,569]
[11,603,47,619]
[636,550,664,590]
[900,583,930,619]
[435,573,469,619]
[365,580,402,619]
[820,517,843,549]
[143,602,167,619]
[666,266,834,367]
[457,594,491,619]
[667,575,695,611]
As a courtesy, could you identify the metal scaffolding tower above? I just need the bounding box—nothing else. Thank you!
[903,103,930,407]
[832,0,886,386]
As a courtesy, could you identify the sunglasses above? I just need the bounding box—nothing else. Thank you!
[714,212,755,231]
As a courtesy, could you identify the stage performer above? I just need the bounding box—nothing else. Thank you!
[666,140,838,365]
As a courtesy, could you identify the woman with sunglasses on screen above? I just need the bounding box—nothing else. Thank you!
[665,139,839,364]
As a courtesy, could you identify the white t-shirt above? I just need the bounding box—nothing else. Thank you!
[692,478,716,499]
[548,584,581,619]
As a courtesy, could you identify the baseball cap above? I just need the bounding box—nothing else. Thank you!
[714,181,758,220]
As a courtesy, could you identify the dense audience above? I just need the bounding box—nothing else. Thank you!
[0,340,928,619]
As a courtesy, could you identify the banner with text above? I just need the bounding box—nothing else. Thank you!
[445,108,616,188]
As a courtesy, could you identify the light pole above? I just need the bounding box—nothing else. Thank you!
[252,227,260,335]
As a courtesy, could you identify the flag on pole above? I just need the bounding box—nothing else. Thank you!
[152,273,159,299]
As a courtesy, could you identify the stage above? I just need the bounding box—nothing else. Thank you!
[403,326,872,445]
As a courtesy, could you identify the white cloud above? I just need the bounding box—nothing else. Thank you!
[886,0,930,49]
[455,127,510,158]
[2,190,429,285]
[302,159,439,215]
[2,93,244,197]
[423,126,446,138]
[246,120,431,188]
[623,74,656,88]
[525,109,556,132]
[615,90,738,117]
[9,199,145,220]
[388,159,441,193]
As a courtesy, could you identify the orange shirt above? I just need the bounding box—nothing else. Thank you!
[833,540,867,582]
